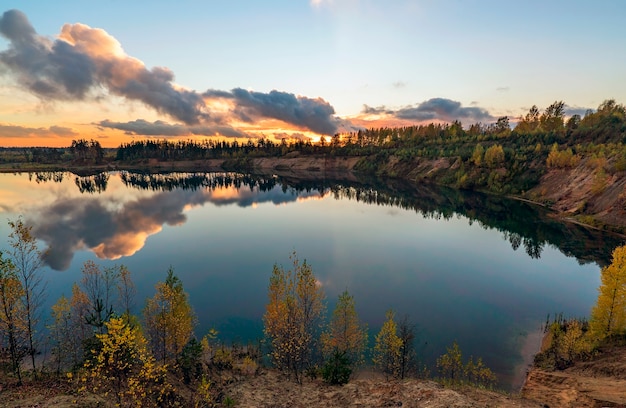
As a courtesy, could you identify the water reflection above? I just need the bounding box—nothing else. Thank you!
[27,178,325,270]
[2,170,622,390]
[21,171,623,270]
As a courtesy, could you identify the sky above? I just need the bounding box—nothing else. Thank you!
[0,0,625,147]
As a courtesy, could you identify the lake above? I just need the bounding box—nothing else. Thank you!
[0,170,622,390]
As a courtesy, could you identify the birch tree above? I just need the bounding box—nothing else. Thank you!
[8,217,47,375]
[263,252,325,383]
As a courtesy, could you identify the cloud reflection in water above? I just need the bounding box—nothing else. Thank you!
[32,183,325,270]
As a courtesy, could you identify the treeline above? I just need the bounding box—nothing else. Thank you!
[0,139,107,165]
[115,138,327,161]
[1,219,499,406]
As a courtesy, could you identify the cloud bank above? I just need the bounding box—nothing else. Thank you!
[0,9,208,124]
[0,9,348,137]
[98,119,248,138]
[362,98,493,123]
[0,123,76,138]
[204,88,344,135]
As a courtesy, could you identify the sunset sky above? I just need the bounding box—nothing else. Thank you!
[1,0,625,147]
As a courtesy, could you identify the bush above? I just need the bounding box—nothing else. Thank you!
[212,347,233,370]
[322,350,352,385]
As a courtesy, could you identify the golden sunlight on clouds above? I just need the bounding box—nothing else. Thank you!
[206,186,243,201]
[91,229,158,260]
[296,193,328,203]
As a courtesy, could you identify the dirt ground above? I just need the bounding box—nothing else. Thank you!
[522,343,626,407]
[220,370,542,408]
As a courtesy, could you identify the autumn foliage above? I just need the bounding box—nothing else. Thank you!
[590,245,626,338]
[263,252,325,384]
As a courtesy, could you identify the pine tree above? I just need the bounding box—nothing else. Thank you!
[321,290,367,371]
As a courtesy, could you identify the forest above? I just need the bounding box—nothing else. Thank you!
[1,215,626,406]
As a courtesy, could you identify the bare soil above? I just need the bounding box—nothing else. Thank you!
[527,162,626,232]
[522,344,626,407]
[220,370,541,408]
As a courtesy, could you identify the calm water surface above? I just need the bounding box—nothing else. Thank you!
[0,171,622,390]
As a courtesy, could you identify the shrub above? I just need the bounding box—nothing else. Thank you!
[322,350,352,385]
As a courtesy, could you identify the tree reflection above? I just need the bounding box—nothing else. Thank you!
[75,173,109,194]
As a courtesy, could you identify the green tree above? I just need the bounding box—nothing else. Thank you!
[144,267,196,364]
[372,309,402,380]
[8,217,46,375]
[590,245,626,338]
[515,105,540,133]
[0,252,26,384]
[540,101,566,134]
[321,290,367,373]
[263,252,326,384]
[321,349,351,385]
[493,116,510,135]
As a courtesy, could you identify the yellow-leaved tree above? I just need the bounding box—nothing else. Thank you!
[144,267,196,364]
[80,317,172,407]
[263,252,325,384]
[321,290,367,370]
[590,245,626,338]
[372,309,402,380]
[0,252,27,384]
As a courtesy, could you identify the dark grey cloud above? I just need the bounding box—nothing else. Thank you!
[98,119,248,138]
[564,105,593,117]
[0,123,77,138]
[361,104,389,115]
[362,98,493,123]
[0,10,95,99]
[496,87,510,92]
[0,10,207,125]
[392,81,407,88]
[396,98,493,122]
[204,88,344,135]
